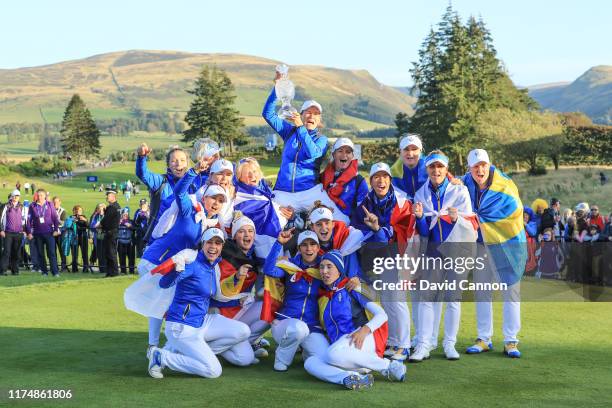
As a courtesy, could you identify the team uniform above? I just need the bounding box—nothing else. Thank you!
[303,251,406,389]
[262,88,347,221]
[391,157,428,200]
[352,165,416,360]
[261,237,329,371]
[320,158,368,222]
[131,169,223,348]
[411,172,478,362]
[146,230,255,379]
[462,150,526,358]
[210,227,271,354]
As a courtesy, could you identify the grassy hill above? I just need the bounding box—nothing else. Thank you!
[529,65,612,125]
[0,50,415,128]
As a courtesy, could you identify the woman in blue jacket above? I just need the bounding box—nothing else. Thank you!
[135,144,209,243]
[304,251,406,390]
[147,228,255,379]
[262,71,334,216]
[138,160,227,354]
[263,229,329,372]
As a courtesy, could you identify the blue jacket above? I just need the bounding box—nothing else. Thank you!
[321,166,368,219]
[391,157,428,199]
[352,187,399,243]
[135,156,206,235]
[321,277,371,344]
[262,88,328,192]
[415,178,456,244]
[263,241,323,332]
[159,252,219,328]
[142,168,211,265]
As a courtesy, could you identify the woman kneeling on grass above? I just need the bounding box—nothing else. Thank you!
[147,228,256,379]
[304,250,406,390]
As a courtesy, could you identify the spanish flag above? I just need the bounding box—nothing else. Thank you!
[318,278,388,358]
[260,260,321,323]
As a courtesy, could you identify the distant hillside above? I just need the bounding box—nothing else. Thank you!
[529,65,612,124]
[0,50,416,128]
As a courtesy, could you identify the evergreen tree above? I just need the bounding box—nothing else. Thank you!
[394,112,411,142]
[183,65,246,152]
[409,5,538,170]
[60,94,101,159]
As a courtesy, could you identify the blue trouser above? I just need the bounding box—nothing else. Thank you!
[34,233,59,276]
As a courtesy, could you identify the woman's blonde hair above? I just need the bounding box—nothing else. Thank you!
[236,157,263,184]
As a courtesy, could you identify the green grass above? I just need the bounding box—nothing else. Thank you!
[1,275,611,407]
[512,166,612,214]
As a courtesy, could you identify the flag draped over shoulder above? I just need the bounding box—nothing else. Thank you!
[317,278,388,358]
[124,249,247,318]
[464,166,527,285]
[234,180,288,259]
[260,260,321,323]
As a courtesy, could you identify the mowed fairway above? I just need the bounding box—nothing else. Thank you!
[1,274,611,407]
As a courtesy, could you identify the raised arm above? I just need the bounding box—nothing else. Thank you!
[262,240,287,278]
[262,87,295,141]
[136,155,165,193]
[175,168,197,218]
[294,127,327,159]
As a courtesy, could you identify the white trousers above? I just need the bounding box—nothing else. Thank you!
[418,301,460,349]
[271,318,329,367]
[160,314,254,378]
[273,184,350,224]
[137,259,164,346]
[304,333,391,385]
[411,296,442,348]
[380,294,411,348]
[475,283,521,343]
[236,300,271,344]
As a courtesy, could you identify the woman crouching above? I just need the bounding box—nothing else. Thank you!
[147,228,256,379]
[304,250,406,389]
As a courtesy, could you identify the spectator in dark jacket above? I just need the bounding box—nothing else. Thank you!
[71,205,91,273]
[101,189,121,277]
[118,207,136,274]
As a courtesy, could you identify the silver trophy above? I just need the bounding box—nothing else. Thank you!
[275,64,298,120]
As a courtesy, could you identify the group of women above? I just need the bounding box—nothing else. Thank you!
[124,74,527,390]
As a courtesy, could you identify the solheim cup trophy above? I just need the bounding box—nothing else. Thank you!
[275,64,298,120]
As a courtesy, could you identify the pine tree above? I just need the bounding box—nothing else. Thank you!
[183,65,246,152]
[409,5,538,170]
[60,94,101,159]
[394,112,411,142]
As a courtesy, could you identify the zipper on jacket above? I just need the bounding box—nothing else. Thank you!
[300,281,312,321]
[159,248,170,262]
[291,141,301,193]
[182,303,191,320]
[328,294,339,340]
[436,193,443,240]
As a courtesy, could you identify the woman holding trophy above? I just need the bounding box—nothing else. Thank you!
[262,65,349,223]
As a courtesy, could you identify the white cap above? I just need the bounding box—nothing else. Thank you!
[309,207,333,224]
[196,138,221,158]
[332,137,354,153]
[575,202,589,212]
[399,134,423,151]
[300,100,322,114]
[297,230,319,246]
[369,162,392,178]
[210,159,234,175]
[232,214,256,238]
[10,189,20,197]
[202,227,226,243]
[202,185,228,202]
[467,149,491,168]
